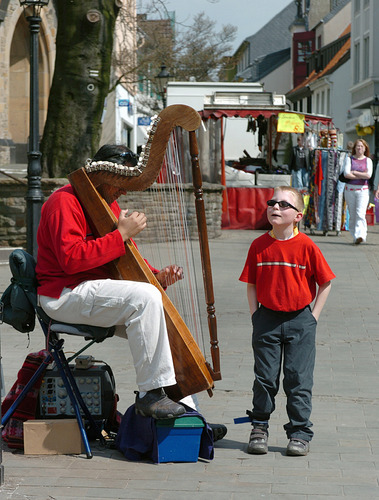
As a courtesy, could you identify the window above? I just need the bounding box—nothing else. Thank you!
[307,95,312,114]
[363,0,369,8]
[354,0,361,14]
[121,122,132,148]
[237,47,250,74]
[363,36,369,79]
[321,90,325,115]
[354,42,360,84]
[326,88,330,116]
[297,41,312,62]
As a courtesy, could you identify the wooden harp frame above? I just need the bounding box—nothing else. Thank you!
[68,105,221,400]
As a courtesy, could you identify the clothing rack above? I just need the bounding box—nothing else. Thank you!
[303,148,348,236]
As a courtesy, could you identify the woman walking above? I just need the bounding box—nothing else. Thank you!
[343,139,372,244]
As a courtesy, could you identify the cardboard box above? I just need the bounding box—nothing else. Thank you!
[156,416,204,463]
[23,419,83,455]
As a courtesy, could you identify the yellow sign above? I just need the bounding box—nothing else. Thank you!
[277,113,305,133]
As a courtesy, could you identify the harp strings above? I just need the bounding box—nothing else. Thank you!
[137,128,206,354]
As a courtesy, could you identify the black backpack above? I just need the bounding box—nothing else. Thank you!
[0,249,37,333]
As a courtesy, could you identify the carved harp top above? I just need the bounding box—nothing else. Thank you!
[84,105,201,191]
[68,104,220,400]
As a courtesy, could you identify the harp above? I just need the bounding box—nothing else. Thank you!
[68,105,221,401]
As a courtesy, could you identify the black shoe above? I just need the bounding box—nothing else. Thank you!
[247,425,268,455]
[135,389,186,419]
[286,438,309,456]
[209,423,227,442]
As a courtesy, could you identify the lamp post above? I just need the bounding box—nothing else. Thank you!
[20,0,49,259]
[155,63,171,108]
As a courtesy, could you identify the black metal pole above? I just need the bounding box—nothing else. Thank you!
[375,118,379,171]
[26,15,44,260]
[0,316,3,486]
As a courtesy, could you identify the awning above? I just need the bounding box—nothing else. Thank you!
[200,109,332,125]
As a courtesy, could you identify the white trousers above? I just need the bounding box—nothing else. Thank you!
[344,186,369,242]
[39,279,177,392]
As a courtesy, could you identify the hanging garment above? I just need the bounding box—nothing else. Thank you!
[304,149,346,233]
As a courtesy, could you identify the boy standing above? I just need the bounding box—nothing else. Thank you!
[239,187,335,456]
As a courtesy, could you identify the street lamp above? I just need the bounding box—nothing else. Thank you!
[155,64,171,108]
[19,0,50,259]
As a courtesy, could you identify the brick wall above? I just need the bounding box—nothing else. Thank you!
[0,179,223,247]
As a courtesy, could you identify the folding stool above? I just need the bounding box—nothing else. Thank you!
[1,249,115,458]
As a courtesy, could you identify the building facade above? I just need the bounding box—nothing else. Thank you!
[347,0,379,150]
[0,0,56,166]
[0,0,140,169]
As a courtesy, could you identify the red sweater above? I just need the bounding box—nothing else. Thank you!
[239,232,335,311]
[36,185,156,298]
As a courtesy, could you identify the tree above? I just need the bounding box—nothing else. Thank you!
[115,6,236,106]
[40,1,120,177]
[173,12,236,82]
[40,1,236,177]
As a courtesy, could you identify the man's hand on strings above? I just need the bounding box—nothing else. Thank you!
[156,265,184,288]
[117,209,147,241]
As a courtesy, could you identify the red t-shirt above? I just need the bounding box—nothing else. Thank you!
[239,232,335,311]
[36,185,157,298]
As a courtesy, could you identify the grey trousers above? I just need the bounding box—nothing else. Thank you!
[251,305,317,441]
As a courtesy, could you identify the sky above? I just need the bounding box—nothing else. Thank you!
[162,0,292,52]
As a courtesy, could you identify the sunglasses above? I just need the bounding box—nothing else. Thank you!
[119,150,138,166]
[267,199,299,212]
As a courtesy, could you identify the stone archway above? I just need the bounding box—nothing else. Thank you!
[9,13,50,164]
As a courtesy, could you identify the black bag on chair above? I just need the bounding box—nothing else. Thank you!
[0,250,37,333]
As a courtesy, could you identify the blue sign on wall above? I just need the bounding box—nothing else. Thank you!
[138,116,152,126]
[118,99,130,107]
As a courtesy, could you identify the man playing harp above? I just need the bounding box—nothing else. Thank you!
[36,144,187,420]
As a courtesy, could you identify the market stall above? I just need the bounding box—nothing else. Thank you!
[200,108,333,230]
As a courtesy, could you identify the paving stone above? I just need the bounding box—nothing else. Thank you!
[2,227,379,498]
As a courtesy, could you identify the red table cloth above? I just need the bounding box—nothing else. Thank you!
[222,187,274,230]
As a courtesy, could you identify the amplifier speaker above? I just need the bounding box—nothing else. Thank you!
[36,363,116,421]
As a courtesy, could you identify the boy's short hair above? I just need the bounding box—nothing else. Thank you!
[273,186,305,213]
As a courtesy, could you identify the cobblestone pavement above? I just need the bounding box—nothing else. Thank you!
[0,224,379,499]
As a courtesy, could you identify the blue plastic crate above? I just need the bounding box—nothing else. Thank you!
[156,416,204,463]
